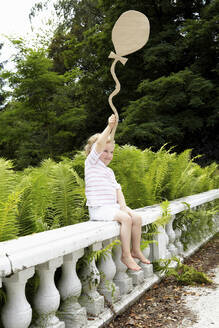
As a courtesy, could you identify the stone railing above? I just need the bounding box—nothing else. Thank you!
[0,189,218,328]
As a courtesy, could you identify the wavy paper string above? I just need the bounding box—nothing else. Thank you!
[108,52,128,140]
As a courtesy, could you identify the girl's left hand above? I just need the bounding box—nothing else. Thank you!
[121,206,133,217]
[108,114,117,128]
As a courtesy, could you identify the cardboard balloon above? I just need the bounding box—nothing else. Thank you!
[108,10,150,140]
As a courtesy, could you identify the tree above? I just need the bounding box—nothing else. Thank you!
[1,0,218,166]
[46,0,219,163]
[0,46,86,168]
[116,69,218,163]
[0,43,6,108]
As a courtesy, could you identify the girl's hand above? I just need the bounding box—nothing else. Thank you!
[108,114,117,129]
[120,206,133,217]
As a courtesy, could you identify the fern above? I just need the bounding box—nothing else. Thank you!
[153,200,172,229]
[0,191,21,241]
[166,149,194,199]
[110,145,147,208]
[16,159,55,234]
[0,159,22,241]
[153,257,212,285]
[0,158,17,202]
[48,160,87,227]
[0,145,218,242]
[173,202,218,250]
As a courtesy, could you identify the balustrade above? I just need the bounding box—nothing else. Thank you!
[31,257,64,328]
[79,242,104,316]
[2,267,35,328]
[57,250,87,328]
[0,190,218,328]
[165,215,178,256]
[97,238,120,303]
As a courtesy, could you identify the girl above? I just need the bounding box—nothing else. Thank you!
[85,114,150,271]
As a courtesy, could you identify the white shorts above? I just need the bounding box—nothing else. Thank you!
[88,204,120,221]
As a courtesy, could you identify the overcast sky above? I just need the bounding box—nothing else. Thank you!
[0,0,57,69]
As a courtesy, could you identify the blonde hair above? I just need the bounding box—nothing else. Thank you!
[84,133,115,156]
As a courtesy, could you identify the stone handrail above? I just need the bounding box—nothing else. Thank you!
[0,189,218,328]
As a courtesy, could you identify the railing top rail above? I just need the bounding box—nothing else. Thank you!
[0,189,218,277]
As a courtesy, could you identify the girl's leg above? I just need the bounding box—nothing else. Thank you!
[114,210,141,271]
[129,211,150,264]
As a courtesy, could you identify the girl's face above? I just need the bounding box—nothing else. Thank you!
[100,142,114,166]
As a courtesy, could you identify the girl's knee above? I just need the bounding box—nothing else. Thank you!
[115,211,132,225]
[132,213,142,226]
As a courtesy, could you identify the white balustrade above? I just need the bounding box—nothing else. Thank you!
[97,238,120,303]
[2,267,35,328]
[127,263,144,286]
[165,215,178,256]
[140,245,154,279]
[174,227,184,255]
[31,257,64,328]
[57,250,87,328]
[112,242,133,295]
[0,189,218,328]
[152,225,170,260]
[79,242,104,316]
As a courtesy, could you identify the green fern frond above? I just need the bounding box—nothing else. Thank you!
[110,145,147,208]
[16,159,55,234]
[0,191,21,241]
[154,257,212,285]
[153,200,171,229]
[0,158,17,203]
[48,161,86,227]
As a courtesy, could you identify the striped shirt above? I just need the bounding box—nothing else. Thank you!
[85,145,121,206]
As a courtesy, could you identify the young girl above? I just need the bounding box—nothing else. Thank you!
[85,114,150,271]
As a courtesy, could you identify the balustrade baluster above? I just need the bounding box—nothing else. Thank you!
[139,243,153,279]
[2,267,34,328]
[57,250,87,328]
[31,257,64,328]
[174,228,184,255]
[152,225,170,261]
[165,215,177,256]
[79,242,104,316]
[97,239,120,303]
[127,259,144,286]
[112,243,132,295]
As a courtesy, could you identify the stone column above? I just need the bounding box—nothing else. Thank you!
[165,215,177,256]
[31,257,65,328]
[79,242,104,316]
[174,228,184,255]
[112,243,132,295]
[139,244,153,279]
[57,249,87,328]
[152,225,170,261]
[97,239,120,303]
[127,257,144,286]
[2,267,35,328]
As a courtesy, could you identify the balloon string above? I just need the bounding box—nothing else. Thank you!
[108,58,120,141]
[108,58,120,118]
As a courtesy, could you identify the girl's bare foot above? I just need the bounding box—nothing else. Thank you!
[131,251,150,264]
[121,256,142,271]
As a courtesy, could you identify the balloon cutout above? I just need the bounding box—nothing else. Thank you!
[108,10,150,140]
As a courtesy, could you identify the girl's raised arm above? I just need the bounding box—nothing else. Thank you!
[95,115,117,153]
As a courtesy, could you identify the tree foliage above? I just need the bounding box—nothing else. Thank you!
[48,0,219,164]
[0,43,6,108]
[0,0,218,168]
[0,46,86,168]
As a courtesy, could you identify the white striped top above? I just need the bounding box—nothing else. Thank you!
[85,145,121,206]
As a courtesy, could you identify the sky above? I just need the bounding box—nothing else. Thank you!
[0,0,57,70]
